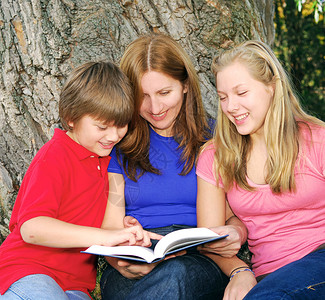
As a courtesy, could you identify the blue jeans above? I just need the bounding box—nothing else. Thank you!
[0,274,91,300]
[100,225,228,300]
[244,248,325,299]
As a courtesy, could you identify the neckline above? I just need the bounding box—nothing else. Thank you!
[150,127,175,140]
[246,176,269,188]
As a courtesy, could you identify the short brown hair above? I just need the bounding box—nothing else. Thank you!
[59,61,133,130]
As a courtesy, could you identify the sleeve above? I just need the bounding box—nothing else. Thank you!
[107,147,123,174]
[11,151,66,231]
[196,144,218,186]
[315,127,325,177]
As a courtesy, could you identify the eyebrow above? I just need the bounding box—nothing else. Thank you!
[217,84,246,93]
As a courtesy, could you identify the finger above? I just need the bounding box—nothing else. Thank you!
[148,232,163,240]
[117,259,131,267]
[134,225,144,241]
[124,216,141,227]
[141,231,151,247]
[128,232,136,245]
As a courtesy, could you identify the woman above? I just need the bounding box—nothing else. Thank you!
[196,40,325,299]
[100,33,247,300]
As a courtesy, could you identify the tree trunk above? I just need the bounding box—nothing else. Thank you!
[0,0,274,243]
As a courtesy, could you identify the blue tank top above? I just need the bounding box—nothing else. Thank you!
[108,128,197,228]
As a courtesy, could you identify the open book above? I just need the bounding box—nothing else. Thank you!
[82,227,228,263]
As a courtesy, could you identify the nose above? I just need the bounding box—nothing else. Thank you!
[105,126,127,143]
[146,95,163,114]
[226,96,239,112]
[105,127,120,142]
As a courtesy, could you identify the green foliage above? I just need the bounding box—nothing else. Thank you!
[274,0,325,121]
[295,0,325,22]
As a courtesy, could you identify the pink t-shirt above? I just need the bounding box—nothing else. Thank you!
[196,124,325,277]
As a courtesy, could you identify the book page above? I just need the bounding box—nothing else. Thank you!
[84,245,157,263]
[153,227,219,258]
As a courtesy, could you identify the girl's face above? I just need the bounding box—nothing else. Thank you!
[139,71,188,137]
[216,62,274,140]
[67,115,128,157]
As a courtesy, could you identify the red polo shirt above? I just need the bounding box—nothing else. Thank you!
[0,128,110,296]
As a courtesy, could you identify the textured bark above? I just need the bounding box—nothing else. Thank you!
[0,0,274,243]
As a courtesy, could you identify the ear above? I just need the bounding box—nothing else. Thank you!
[183,81,189,94]
[68,121,74,129]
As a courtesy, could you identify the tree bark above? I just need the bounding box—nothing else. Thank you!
[0,0,274,243]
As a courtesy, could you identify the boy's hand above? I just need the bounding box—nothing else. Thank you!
[121,225,162,247]
[123,215,141,228]
[122,216,162,246]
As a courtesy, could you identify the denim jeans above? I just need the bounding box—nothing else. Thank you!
[0,274,91,300]
[244,248,325,299]
[100,225,228,300]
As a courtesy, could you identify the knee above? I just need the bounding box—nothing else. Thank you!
[156,258,189,280]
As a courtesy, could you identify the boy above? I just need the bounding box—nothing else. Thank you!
[0,62,157,299]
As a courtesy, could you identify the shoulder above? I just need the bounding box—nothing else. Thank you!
[298,122,325,174]
[198,140,216,158]
[107,147,124,174]
[196,140,218,185]
[299,122,325,146]
[197,140,215,171]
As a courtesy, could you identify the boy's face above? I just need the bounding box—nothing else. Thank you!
[67,115,128,156]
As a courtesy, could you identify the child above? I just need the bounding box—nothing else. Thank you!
[0,61,158,299]
[196,40,325,299]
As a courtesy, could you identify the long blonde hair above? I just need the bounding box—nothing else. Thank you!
[211,40,324,193]
[118,33,210,181]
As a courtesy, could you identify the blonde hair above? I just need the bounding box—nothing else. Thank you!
[59,61,133,130]
[118,33,210,181]
[211,40,324,193]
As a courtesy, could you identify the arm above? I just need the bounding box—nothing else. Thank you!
[101,172,127,229]
[197,177,256,299]
[199,201,247,258]
[20,173,158,249]
[101,173,161,279]
[20,216,153,248]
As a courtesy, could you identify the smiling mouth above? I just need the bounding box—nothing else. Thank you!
[100,142,114,149]
[152,111,167,117]
[234,113,249,121]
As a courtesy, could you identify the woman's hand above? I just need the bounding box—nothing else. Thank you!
[223,270,257,300]
[106,256,159,279]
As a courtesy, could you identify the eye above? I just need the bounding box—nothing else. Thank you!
[218,94,227,101]
[238,91,248,96]
[160,91,170,96]
[97,125,107,131]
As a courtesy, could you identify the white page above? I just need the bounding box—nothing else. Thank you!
[153,227,219,258]
[84,245,157,263]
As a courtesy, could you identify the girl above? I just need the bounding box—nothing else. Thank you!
[196,40,325,299]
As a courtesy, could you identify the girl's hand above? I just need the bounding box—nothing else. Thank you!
[223,270,257,300]
[198,225,242,257]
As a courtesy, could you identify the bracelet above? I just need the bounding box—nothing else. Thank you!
[229,268,255,281]
[229,266,249,277]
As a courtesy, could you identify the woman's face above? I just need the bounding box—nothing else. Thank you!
[216,62,274,140]
[139,71,187,137]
